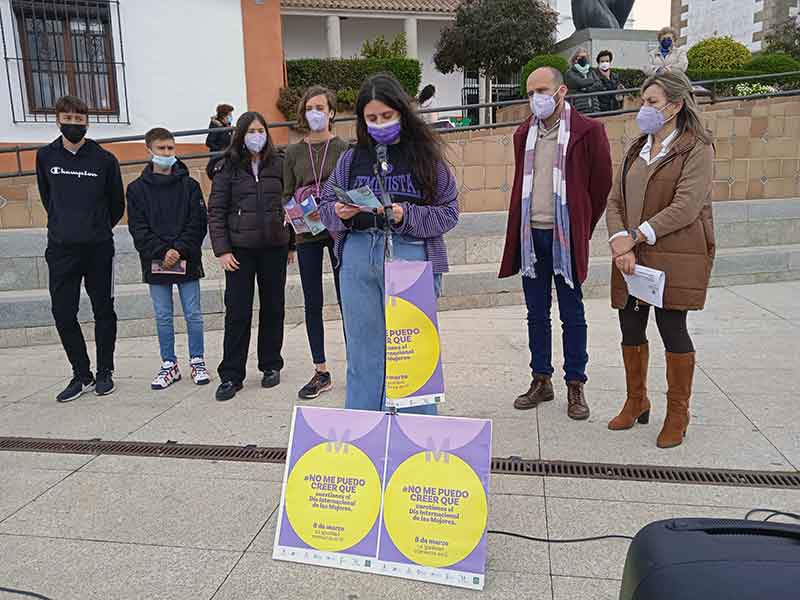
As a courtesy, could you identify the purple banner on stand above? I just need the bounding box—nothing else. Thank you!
[384,260,445,408]
[274,407,492,590]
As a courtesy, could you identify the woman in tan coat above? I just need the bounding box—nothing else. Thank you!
[605,71,714,449]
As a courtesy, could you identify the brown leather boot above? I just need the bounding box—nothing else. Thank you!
[514,374,554,410]
[657,352,696,449]
[566,381,590,420]
[608,344,651,430]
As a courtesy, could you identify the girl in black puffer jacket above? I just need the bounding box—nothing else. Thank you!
[207,111,293,401]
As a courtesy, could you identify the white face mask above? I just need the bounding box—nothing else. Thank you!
[599,61,611,71]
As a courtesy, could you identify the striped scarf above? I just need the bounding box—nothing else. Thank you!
[519,101,574,288]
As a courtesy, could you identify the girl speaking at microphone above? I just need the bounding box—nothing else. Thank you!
[318,73,459,415]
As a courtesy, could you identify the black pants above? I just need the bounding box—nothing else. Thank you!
[218,246,288,383]
[296,238,341,365]
[618,296,694,354]
[45,240,117,379]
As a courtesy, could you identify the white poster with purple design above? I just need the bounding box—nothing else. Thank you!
[385,260,445,409]
[273,406,492,590]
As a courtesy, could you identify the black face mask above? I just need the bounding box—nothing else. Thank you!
[577,57,589,67]
[60,123,87,144]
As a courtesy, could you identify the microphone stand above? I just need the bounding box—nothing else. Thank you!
[372,160,394,262]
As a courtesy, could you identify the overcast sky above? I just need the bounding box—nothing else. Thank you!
[632,0,671,30]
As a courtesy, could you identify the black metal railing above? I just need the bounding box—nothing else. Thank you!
[1,70,799,179]
[1,0,129,124]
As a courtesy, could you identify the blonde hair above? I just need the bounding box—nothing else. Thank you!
[641,71,713,145]
[570,47,589,65]
[657,27,677,41]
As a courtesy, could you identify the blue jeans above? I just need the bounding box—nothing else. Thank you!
[149,279,204,363]
[339,230,440,415]
[522,228,588,383]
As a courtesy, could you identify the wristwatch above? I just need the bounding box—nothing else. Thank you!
[629,228,642,243]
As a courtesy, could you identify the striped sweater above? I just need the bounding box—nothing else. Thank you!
[318,147,459,273]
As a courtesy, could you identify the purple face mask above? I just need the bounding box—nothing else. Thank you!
[367,120,402,145]
[244,132,267,153]
[636,105,668,135]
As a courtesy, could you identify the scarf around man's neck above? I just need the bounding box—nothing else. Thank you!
[519,101,574,288]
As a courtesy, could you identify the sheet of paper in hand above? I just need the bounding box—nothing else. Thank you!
[151,260,187,275]
[623,265,666,308]
[333,185,383,211]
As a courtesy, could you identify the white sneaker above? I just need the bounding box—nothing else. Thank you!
[151,361,181,390]
[190,357,211,385]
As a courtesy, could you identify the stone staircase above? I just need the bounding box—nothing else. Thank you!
[1,197,799,347]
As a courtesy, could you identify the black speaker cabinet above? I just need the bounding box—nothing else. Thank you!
[620,518,800,600]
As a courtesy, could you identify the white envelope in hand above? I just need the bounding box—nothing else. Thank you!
[623,265,666,308]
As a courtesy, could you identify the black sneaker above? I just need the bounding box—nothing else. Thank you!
[56,376,95,403]
[216,381,243,402]
[261,370,281,389]
[298,371,332,400]
[95,371,115,396]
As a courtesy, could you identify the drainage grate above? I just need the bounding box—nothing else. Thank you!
[492,457,800,489]
[1,437,799,490]
[0,437,287,463]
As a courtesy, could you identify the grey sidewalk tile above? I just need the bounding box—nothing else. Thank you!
[124,402,294,447]
[0,376,65,403]
[552,576,621,600]
[0,469,70,521]
[544,477,800,512]
[538,413,793,472]
[546,497,742,579]
[491,417,540,460]
[0,471,280,551]
[0,452,94,472]
[0,535,238,600]
[0,401,179,440]
[14,376,196,406]
[82,455,286,482]
[490,474,545,497]
[727,281,800,320]
[759,427,800,469]
[215,553,551,599]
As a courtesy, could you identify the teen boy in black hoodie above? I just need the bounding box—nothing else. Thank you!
[127,128,210,390]
[36,95,124,402]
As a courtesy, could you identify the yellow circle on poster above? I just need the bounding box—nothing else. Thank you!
[285,443,381,552]
[383,451,488,568]
[385,296,440,398]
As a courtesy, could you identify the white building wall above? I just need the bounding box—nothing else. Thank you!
[0,0,248,144]
[680,0,764,51]
[282,15,463,115]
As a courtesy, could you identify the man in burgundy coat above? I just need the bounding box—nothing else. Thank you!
[499,67,612,420]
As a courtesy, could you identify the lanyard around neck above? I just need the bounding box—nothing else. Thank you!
[307,139,331,196]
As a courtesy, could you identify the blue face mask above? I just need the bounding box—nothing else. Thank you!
[152,154,177,170]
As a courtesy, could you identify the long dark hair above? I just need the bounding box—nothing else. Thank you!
[224,111,275,171]
[418,84,436,105]
[355,74,445,205]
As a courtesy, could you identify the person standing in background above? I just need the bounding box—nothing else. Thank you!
[205,104,234,153]
[595,50,623,112]
[283,86,349,400]
[605,71,714,449]
[645,27,688,75]
[208,112,292,402]
[499,67,612,421]
[36,95,124,402]
[127,127,210,391]
[565,48,602,114]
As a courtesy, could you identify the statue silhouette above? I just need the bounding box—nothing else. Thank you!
[571,0,636,30]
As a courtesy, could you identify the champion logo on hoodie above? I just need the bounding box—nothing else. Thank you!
[50,166,99,178]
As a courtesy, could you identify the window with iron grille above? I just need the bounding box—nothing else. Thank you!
[1,0,129,123]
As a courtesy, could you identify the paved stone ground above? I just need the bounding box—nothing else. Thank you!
[1,281,798,599]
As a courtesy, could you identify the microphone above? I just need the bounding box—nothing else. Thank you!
[376,144,389,175]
